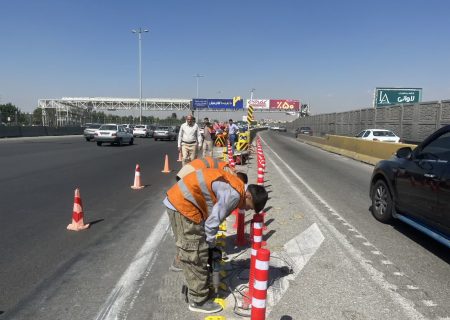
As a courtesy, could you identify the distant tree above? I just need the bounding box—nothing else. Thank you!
[32,108,43,125]
[0,103,18,124]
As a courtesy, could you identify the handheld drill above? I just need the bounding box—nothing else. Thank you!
[208,247,222,295]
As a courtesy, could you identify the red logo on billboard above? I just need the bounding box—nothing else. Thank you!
[270,99,300,111]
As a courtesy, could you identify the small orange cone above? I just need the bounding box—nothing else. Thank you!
[162,154,171,173]
[177,151,182,162]
[131,164,145,189]
[67,188,90,231]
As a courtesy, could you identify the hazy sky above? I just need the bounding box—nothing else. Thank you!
[1,0,449,113]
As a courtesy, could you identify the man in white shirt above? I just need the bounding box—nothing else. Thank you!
[178,115,202,166]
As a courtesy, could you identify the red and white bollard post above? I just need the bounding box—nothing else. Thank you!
[235,209,247,246]
[227,141,236,168]
[232,208,239,229]
[257,166,264,186]
[251,248,270,320]
[243,213,264,308]
[248,214,263,299]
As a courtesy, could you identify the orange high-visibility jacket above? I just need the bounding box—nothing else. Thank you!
[167,168,245,224]
[190,157,229,170]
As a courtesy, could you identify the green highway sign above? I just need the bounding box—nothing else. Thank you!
[374,88,422,108]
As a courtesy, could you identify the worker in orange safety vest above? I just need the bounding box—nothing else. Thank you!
[176,156,232,181]
[163,168,268,314]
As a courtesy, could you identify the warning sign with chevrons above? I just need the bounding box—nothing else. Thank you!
[247,105,254,123]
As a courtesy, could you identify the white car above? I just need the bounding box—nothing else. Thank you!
[94,124,134,146]
[355,129,400,143]
[133,125,153,138]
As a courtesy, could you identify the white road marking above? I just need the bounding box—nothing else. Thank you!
[284,223,324,277]
[267,223,324,313]
[260,136,427,320]
[95,213,170,320]
[422,300,437,307]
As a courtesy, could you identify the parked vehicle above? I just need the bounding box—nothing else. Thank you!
[94,124,134,146]
[154,126,177,141]
[133,125,154,138]
[356,129,400,143]
[369,125,450,248]
[83,123,102,141]
[295,127,313,138]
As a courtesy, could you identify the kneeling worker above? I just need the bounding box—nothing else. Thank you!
[163,168,268,314]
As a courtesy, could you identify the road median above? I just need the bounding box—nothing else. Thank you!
[296,134,417,165]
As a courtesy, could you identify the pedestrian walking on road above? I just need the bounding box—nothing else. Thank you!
[227,119,239,154]
[163,168,268,314]
[178,115,202,166]
[201,117,214,158]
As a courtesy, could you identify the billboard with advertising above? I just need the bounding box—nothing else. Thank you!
[192,99,208,109]
[192,97,243,110]
[269,99,300,111]
[374,88,422,108]
[246,99,270,109]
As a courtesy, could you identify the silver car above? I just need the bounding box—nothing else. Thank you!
[83,123,102,141]
[94,124,134,146]
[355,129,400,143]
[153,126,177,141]
[133,124,154,138]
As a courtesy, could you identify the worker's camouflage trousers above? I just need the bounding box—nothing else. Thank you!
[166,208,210,304]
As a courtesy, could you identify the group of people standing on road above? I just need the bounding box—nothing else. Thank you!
[177,114,239,166]
[163,114,268,314]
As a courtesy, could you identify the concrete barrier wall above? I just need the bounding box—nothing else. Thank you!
[0,126,83,138]
[289,100,450,143]
[296,134,417,165]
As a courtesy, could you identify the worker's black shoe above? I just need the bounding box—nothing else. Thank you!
[188,299,222,314]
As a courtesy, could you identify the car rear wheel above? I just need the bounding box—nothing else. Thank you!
[129,138,134,145]
[85,137,91,141]
[371,180,393,223]
[154,138,158,141]
[97,141,102,146]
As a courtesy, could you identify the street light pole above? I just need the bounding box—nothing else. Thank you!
[193,74,204,118]
[132,27,149,124]
[193,73,204,98]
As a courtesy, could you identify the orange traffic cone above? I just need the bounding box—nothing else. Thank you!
[131,164,145,189]
[162,154,171,173]
[177,151,182,162]
[67,188,90,231]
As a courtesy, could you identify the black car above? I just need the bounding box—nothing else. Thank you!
[369,125,450,248]
[295,126,313,138]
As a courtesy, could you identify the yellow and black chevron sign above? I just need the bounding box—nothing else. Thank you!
[247,105,254,123]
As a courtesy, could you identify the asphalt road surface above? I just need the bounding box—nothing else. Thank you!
[0,132,448,320]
